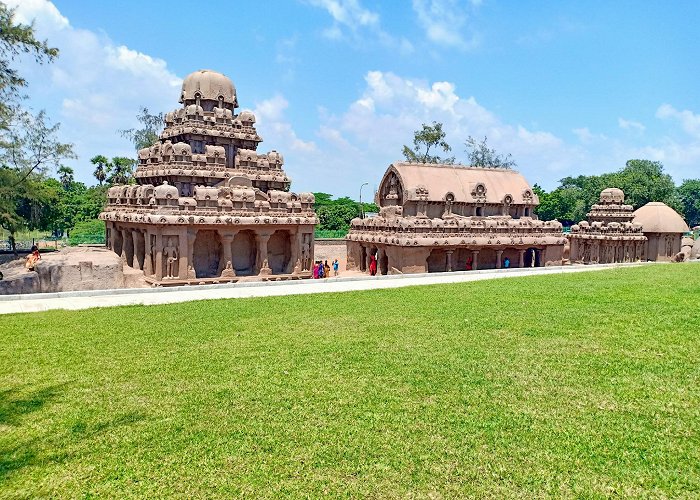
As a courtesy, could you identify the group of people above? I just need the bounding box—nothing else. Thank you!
[313,258,339,279]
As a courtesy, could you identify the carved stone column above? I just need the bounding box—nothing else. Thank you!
[471,250,479,271]
[257,231,272,275]
[132,229,141,270]
[446,249,453,272]
[155,229,163,281]
[220,231,234,273]
[178,227,188,279]
[496,249,503,269]
[187,228,196,278]
[144,230,153,276]
[121,228,129,265]
[518,249,526,268]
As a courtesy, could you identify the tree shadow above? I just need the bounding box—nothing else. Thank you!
[0,383,146,483]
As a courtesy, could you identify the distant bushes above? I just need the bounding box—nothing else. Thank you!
[68,219,105,245]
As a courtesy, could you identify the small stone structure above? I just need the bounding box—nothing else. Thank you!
[100,70,317,285]
[568,188,647,264]
[346,162,566,274]
[633,201,689,261]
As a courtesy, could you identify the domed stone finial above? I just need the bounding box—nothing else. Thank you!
[180,69,237,108]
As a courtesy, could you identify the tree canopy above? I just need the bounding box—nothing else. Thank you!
[402,122,454,164]
[464,135,516,169]
[119,107,164,152]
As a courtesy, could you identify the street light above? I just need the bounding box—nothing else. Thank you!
[359,182,369,219]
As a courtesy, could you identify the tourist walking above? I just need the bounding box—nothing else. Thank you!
[332,259,339,276]
[503,257,510,269]
[369,254,377,276]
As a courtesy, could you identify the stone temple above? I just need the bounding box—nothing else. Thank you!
[568,188,647,264]
[346,162,566,274]
[100,69,317,285]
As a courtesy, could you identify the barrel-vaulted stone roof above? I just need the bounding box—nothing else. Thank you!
[381,162,539,206]
[633,202,688,233]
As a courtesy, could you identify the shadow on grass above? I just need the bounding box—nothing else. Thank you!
[0,384,146,480]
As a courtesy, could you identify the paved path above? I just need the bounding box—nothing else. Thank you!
[0,262,646,315]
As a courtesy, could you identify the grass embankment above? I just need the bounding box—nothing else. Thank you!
[1,265,699,497]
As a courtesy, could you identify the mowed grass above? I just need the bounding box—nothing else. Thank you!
[1,265,700,498]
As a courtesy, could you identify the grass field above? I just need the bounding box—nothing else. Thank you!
[1,265,699,497]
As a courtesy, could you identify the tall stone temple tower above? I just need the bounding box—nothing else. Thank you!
[100,69,317,285]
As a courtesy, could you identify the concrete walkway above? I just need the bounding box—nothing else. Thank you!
[0,262,646,315]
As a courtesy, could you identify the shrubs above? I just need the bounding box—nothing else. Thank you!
[68,219,105,245]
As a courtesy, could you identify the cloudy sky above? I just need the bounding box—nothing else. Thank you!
[10,0,700,196]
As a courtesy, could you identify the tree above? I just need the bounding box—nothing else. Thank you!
[91,154,109,185]
[107,156,136,185]
[464,135,516,169]
[119,107,164,151]
[614,159,681,211]
[57,165,74,190]
[0,3,58,129]
[402,121,454,164]
[677,179,700,228]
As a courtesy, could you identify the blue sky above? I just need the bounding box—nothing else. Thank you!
[11,0,700,197]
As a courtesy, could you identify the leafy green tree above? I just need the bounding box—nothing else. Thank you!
[0,3,58,129]
[312,192,378,232]
[677,179,700,228]
[614,159,681,211]
[57,165,74,190]
[119,107,164,151]
[402,121,454,164]
[91,154,109,185]
[107,156,136,185]
[464,135,516,169]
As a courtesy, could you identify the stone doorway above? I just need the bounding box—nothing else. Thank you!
[360,246,367,272]
[524,247,541,267]
[427,249,447,273]
[268,230,291,274]
[232,230,256,275]
[379,250,388,275]
[193,230,222,278]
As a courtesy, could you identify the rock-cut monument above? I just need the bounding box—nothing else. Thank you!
[100,69,317,285]
[346,162,566,274]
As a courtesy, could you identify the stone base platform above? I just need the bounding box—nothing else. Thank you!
[144,272,312,287]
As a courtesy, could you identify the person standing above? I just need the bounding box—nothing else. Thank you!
[503,257,510,269]
[332,258,339,276]
[313,261,320,279]
[324,260,331,279]
[25,245,41,271]
[369,254,377,276]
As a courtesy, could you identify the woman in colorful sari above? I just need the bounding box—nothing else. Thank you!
[369,254,377,276]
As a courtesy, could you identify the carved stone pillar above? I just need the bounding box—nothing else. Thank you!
[518,249,526,268]
[132,229,140,270]
[471,250,479,271]
[221,231,234,271]
[155,229,163,281]
[121,228,129,265]
[257,231,272,275]
[496,249,503,269]
[178,227,188,279]
[446,249,453,272]
[144,230,153,276]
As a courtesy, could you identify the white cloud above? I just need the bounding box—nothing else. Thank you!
[306,0,413,54]
[412,0,481,50]
[7,0,181,184]
[656,104,700,139]
[254,95,316,154]
[618,117,646,133]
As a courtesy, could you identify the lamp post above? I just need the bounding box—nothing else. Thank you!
[359,182,369,219]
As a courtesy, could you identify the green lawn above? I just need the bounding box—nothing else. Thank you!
[1,265,700,497]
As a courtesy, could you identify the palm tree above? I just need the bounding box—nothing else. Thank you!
[109,157,136,185]
[91,155,109,185]
[57,165,74,190]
